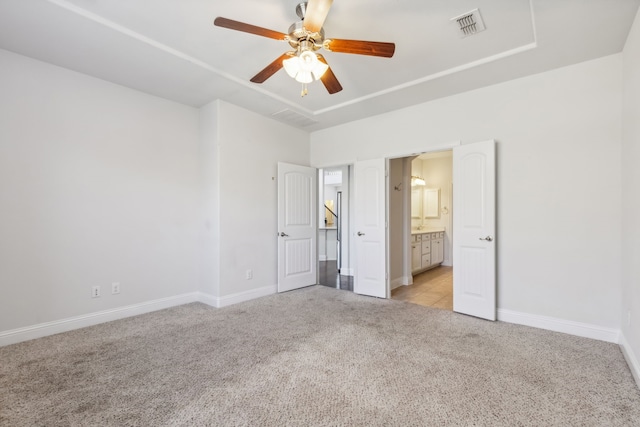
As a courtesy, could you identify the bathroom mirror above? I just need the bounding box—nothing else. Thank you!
[424,188,440,218]
[411,188,422,219]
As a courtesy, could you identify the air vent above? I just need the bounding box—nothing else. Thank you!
[272,109,318,128]
[451,8,486,38]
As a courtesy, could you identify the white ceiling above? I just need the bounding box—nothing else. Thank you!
[0,0,638,131]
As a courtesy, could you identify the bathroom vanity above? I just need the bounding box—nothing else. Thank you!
[411,229,445,273]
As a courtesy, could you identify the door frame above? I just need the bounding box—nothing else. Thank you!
[385,141,461,298]
[316,165,352,286]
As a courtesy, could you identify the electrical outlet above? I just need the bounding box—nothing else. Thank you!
[91,286,101,298]
[112,282,120,295]
[245,269,253,280]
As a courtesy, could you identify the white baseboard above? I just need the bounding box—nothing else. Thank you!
[212,284,277,308]
[198,292,218,307]
[0,292,202,347]
[497,309,620,343]
[0,285,281,347]
[390,276,411,290]
[620,333,640,389]
[319,255,327,261]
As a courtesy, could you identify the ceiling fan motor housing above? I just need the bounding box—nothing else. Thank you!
[287,21,324,51]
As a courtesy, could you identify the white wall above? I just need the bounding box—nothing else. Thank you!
[621,8,640,383]
[0,50,310,339]
[311,54,622,330]
[199,102,221,298]
[0,49,201,332]
[420,154,453,266]
[205,101,310,299]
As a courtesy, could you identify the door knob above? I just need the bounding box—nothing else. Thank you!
[279,232,289,237]
[479,236,493,242]
[357,232,365,236]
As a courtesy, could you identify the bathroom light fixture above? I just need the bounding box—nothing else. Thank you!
[411,176,426,186]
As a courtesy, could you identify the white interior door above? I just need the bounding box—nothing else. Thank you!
[453,140,496,320]
[277,162,317,292]
[354,158,387,298]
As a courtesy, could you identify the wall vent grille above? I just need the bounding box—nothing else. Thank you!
[451,8,486,37]
[272,109,318,128]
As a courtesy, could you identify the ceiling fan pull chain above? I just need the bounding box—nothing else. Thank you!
[301,83,308,97]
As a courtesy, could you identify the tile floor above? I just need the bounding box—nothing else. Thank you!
[391,266,453,310]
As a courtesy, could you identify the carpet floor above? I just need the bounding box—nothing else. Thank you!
[1,285,639,426]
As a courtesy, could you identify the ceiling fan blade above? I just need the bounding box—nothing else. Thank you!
[325,39,395,58]
[214,17,287,40]
[250,52,293,83]
[304,0,333,33]
[316,54,342,94]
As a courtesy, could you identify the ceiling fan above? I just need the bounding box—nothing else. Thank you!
[214,0,395,96]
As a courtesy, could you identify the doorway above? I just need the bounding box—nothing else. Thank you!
[317,166,354,291]
[390,150,454,310]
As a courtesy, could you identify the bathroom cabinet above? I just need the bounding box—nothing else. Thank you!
[411,236,422,272]
[411,230,445,273]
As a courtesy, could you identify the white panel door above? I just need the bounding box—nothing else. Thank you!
[277,162,317,292]
[453,140,496,320]
[354,158,387,298]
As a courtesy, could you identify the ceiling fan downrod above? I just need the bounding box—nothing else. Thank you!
[296,2,307,20]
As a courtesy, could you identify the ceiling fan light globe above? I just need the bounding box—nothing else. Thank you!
[295,70,314,84]
[298,51,328,80]
[312,61,329,80]
[299,50,318,71]
[283,56,300,78]
[284,51,327,83]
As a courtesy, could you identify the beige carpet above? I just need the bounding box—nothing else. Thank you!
[1,286,639,426]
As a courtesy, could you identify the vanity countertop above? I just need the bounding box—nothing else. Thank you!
[411,228,445,235]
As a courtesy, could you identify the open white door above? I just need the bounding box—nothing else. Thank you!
[277,162,317,292]
[354,158,387,298]
[453,140,496,320]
